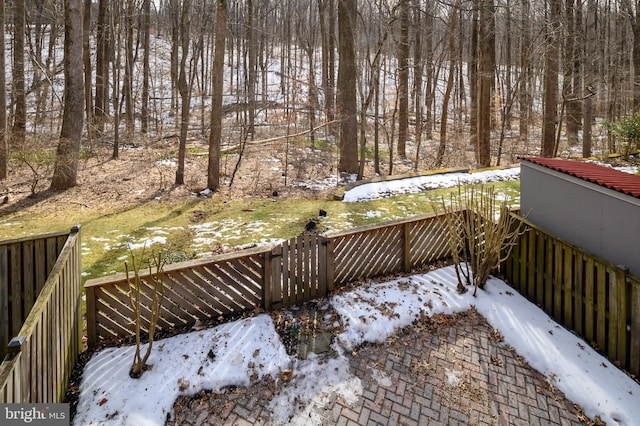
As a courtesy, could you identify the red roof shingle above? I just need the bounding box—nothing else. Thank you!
[521,157,640,198]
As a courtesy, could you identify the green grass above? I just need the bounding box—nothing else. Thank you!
[0,180,521,282]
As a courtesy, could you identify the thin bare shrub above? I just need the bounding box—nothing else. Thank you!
[125,247,166,378]
[438,184,526,296]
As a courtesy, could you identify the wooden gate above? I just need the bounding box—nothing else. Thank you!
[267,233,330,309]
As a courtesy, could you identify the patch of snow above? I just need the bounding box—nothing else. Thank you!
[156,159,177,167]
[364,210,382,218]
[445,368,463,387]
[74,315,290,426]
[343,167,520,202]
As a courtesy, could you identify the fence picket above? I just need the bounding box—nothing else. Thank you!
[630,278,640,375]
[535,231,544,306]
[563,246,573,329]
[1,227,81,403]
[502,213,640,378]
[584,257,595,342]
[596,265,607,352]
[574,252,584,336]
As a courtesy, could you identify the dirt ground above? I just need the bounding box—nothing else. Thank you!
[0,126,495,220]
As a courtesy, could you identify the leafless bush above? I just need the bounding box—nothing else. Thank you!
[438,184,526,296]
[126,248,166,378]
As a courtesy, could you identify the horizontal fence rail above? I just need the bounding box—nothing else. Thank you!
[85,211,454,347]
[0,231,70,359]
[0,226,82,403]
[502,214,640,378]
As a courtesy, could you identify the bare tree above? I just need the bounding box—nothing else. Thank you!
[476,0,495,167]
[247,0,257,137]
[0,0,6,180]
[51,0,84,189]
[207,0,228,191]
[95,0,110,135]
[122,0,135,138]
[12,0,27,145]
[83,0,94,139]
[437,1,459,167]
[469,1,479,151]
[412,0,424,169]
[141,0,151,133]
[519,0,532,143]
[176,0,192,186]
[621,0,640,110]
[542,0,561,157]
[583,0,597,158]
[563,0,582,147]
[397,0,409,159]
[337,0,358,175]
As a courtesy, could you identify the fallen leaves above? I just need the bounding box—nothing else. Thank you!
[490,329,504,342]
[490,355,504,367]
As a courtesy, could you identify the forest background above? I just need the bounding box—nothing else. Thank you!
[0,0,638,277]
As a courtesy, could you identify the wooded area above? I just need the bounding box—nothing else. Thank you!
[0,0,639,190]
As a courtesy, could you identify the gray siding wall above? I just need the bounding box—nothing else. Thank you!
[521,161,640,276]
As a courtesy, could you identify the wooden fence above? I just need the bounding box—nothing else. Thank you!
[502,214,640,378]
[0,225,83,403]
[84,211,451,347]
[0,230,71,360]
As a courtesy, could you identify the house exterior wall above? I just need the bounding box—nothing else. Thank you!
[521,161,640,276]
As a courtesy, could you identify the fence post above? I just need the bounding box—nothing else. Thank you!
[325,238,335,293]
[614,266,629,369]
[85,286,97,348]
[263,251,272,311]
[403,222,411,272]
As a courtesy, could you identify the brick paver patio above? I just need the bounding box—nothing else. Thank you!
[169,309,589,425]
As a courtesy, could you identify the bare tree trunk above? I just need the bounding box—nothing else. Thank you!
[176,0,191,186]
[0,0,6,180]
[469,1,479,150]
[621,0,640,110]
[51,0,84,189]
[141,0,151,133]
[247,0,256,137]
[583,0,597,158]
[83,0,94,139]
[30,2,44,134]
[112,3,122,159]
[564,0,581,147]
[519,0,531,143]
[397,0,409,159]
[319,0,331,123]
[328,0,336,129]
[424,7,433,140]
[337,0,358,175]
[412,0,423,169]
[208,0,228,191]
[503,0,512,131]
[437,2,459,167]
[123,0,134,138]
[542,0,560,157]
[170,0,180,116]
[12,0,27,144]
[477,0,494,167]
[95,0,109,135]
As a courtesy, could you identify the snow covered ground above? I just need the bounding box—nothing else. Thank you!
[343,167,521,202]
[73,265,640,426]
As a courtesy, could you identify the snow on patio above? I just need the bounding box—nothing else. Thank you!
[73,265,640,426]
